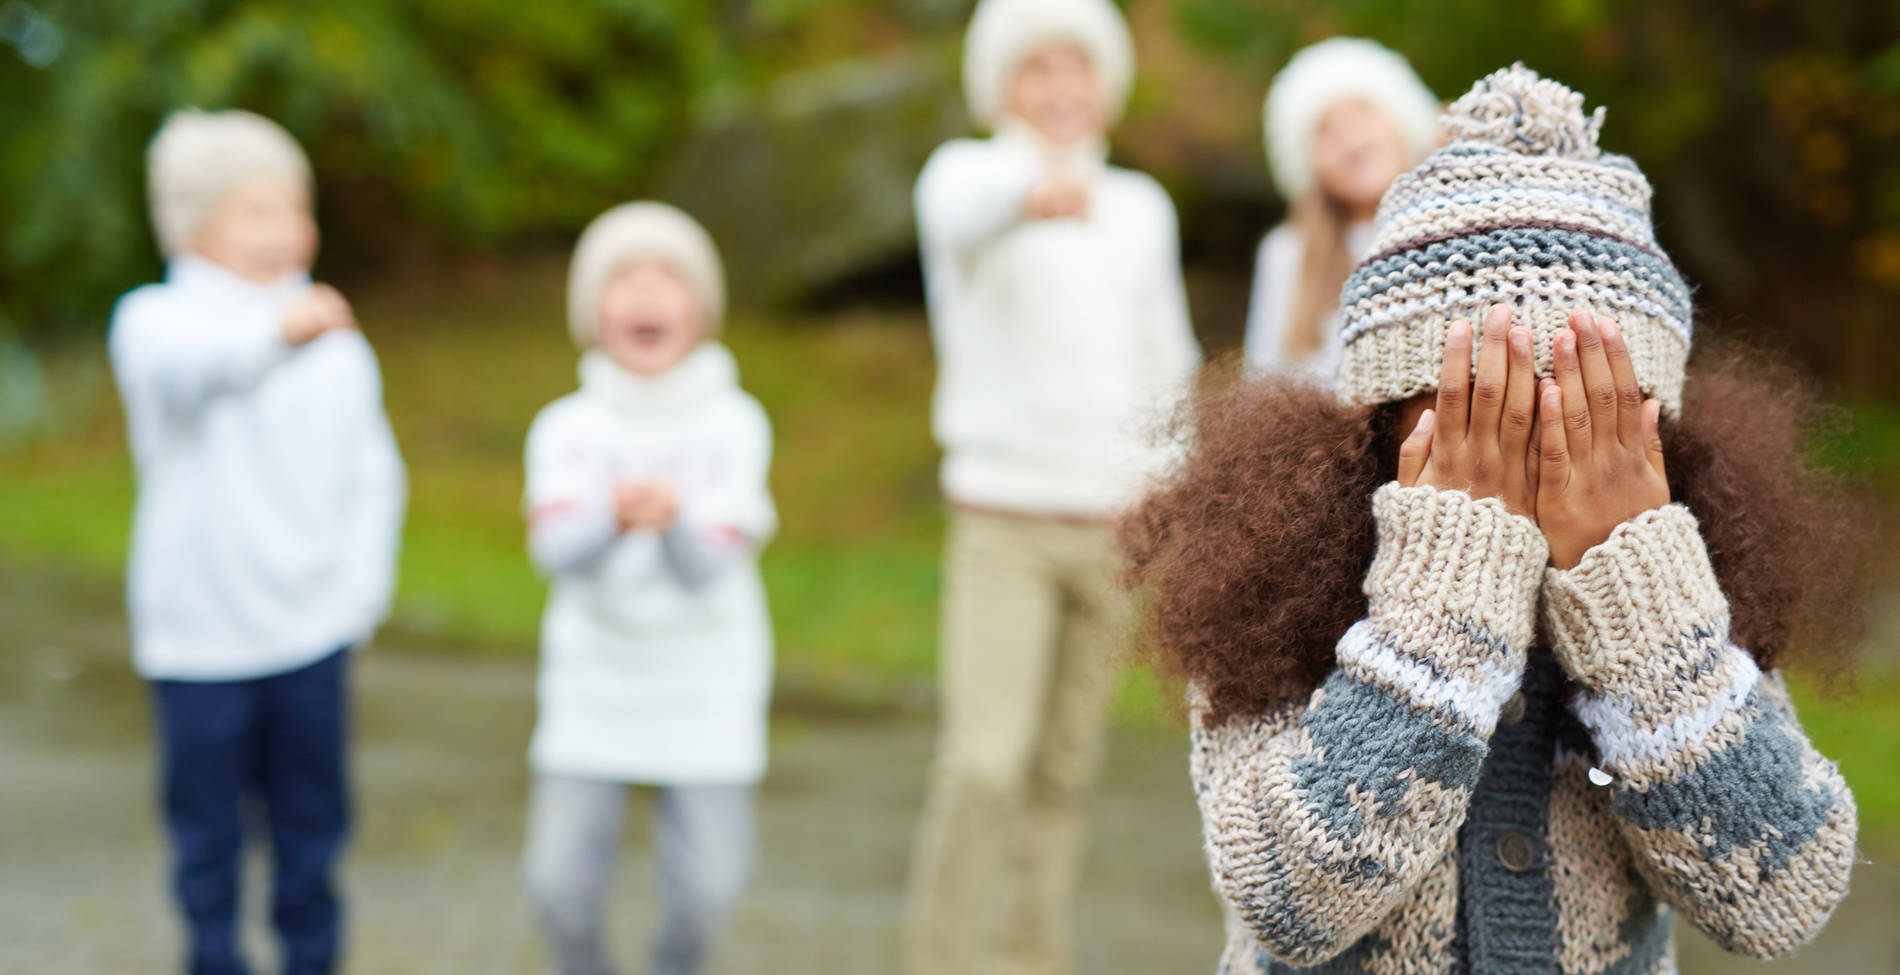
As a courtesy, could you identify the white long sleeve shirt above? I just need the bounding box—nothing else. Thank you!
[1241,219,1378,381]
[523,345,776,785]
[916,127,1202,519]
[107,256,406,680]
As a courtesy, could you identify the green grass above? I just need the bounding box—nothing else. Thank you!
[0,263,1169,718]
[2,261,1895,827]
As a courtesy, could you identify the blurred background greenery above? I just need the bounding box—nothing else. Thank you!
[6,0,1900,376]
[3,2,1900,967]
[4,0,1898,799]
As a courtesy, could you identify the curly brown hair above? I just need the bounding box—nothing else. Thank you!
[1120,346,1875,726]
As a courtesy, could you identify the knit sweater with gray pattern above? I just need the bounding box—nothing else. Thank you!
[1190,484,1857,974]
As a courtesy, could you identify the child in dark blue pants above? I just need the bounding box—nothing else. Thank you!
[153,648,351,975]
[110,109,406,975]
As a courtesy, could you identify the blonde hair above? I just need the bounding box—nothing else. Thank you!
[146,109,312,256]
[1284,193,1357,361]
[1262,40,1440,361]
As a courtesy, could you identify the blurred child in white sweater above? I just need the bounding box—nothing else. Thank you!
[520,202,776,975]
[108,109,406,975]
[905,0,1201,971]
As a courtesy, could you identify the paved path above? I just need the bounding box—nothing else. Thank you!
[3,565,1896,973]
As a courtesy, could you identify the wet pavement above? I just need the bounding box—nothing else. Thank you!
[3,563,1897,974]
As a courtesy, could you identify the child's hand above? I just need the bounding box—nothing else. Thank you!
[1023,168,1090,221]
[1535,309,1670,569]
[281,284,358,346]
[614,480,680,533]
[1395,306,1540,519]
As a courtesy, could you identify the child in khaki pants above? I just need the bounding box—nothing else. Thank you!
[904,1,1200,971]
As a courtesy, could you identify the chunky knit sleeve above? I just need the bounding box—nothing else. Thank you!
[1190,483,1548,965]
[1543,504,1857,959]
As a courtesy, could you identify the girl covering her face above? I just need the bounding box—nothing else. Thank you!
[1129,65,1866,975]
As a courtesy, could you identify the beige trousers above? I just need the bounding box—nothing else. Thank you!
[903,508,1130,975]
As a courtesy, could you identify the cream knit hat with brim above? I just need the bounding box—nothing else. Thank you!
[1264,38,1441,203]
[1335,64,1694,414]
[567,202,726,347]
[146,109,313,257]
[961,0,1135,131]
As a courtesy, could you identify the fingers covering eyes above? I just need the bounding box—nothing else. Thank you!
[1469,306,1512,436]
[1552,326,1592,458]
[1436,320,1472,446]
[1500,323,1537,449]
[1398,408,1435,486]
[1568,308,1620,450]
[1539,378,1569,485]
[1641,398,1667,480]
[1599,318,1645,448]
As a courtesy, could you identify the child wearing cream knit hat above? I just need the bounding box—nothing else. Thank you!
[146,108,313,259]
[565,201,726,348]
[907,1,1201,973]
[520,200,775,975]
[109,107,405,975]
[1123,65,1859,974]
[1245,38,1441,379]
[958,0,1134,134]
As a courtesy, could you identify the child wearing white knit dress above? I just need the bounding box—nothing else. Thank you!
[519,202,775,975]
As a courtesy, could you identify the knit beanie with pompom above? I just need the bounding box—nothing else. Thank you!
[1334,64,1693,413]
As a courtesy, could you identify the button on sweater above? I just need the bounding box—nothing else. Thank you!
[1191,485,1857,974]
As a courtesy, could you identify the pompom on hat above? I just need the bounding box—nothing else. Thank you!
[1263,38,1441,202]
[146,108,313,257]
[1334,64,1694,413]
[960,0,1135,131]
[567,201,726,347]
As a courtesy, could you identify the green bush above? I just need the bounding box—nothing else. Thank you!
[0,0,981,341]
[0,0,729,336]
[1166,0,1900,397]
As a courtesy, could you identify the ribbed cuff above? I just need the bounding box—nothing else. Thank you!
[1364,483,1549,649]
[1542,503,1730,694]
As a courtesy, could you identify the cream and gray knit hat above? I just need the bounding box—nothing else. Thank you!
[567,201,725,347]
[1334,64,1693,413]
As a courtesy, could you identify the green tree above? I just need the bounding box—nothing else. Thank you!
[0,0,729,337]
[1170,0,1900,396]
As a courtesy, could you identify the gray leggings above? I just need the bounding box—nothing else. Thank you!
[522,775,755,975]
